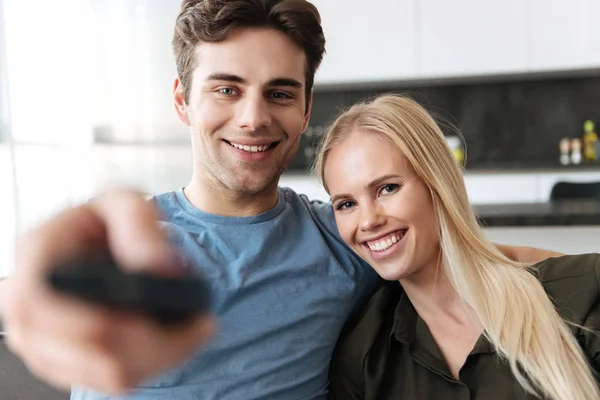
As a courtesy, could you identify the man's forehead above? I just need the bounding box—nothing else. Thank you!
[192,30,307,85]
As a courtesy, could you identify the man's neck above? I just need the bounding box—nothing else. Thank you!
[183,178,280,217]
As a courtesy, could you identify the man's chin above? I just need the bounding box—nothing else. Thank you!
[227,175,280,196]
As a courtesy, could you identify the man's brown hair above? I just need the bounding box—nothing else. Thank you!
[172,0,326,112]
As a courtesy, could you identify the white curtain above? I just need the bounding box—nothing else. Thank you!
[0,0,16,277]
[0,0,191,276]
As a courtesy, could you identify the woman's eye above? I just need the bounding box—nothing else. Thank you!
[380,184,399,195]
[336,201,355,211]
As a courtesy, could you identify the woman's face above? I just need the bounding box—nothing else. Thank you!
[325,130,440,282]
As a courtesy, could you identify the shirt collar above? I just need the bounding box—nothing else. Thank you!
[388,284,419,346]
[387,283,495,356]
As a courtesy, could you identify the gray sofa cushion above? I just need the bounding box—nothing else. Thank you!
[0,338,69,400]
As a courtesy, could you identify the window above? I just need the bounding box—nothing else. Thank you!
[0,0,192,276]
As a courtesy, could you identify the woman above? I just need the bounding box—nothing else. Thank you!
[313,94,600,399]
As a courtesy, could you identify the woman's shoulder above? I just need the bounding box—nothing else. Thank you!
[533,253,600,325]
[334,283,401,364]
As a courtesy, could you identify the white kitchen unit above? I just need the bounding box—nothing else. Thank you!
[310,0,600,86]
[417,0,529,78]
[483,226,600,255]
[281,169,600,205]
[312,0,417,85]
[530,0,600,72]
[463,173,539,204]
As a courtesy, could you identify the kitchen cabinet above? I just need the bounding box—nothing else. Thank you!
[463,173,539,204]
[312,0,417,86]
[530,0,600,71]
[484,226,600,255]
[280,170,600,205]
[418,0,529,78]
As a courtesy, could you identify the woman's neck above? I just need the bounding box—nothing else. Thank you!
[400,262,480,328]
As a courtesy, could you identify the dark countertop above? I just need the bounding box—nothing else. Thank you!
[464,161,600,173]
[474,200,600,227]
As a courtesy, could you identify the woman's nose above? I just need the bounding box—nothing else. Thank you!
[359,205,385,232]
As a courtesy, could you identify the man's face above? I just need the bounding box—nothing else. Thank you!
[174,28,312,196]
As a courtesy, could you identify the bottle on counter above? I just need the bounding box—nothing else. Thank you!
[559,138,570,166]
[571,138,583,165]
[445,135,465,166]
[582,120,598,163]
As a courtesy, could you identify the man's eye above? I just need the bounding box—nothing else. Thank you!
[219,88,235,95]
[336,201,355,211]
[270,91,291,99]
[380,184,399,195]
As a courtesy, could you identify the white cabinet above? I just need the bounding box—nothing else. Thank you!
[418,0,529,78]
[312,0,417,86]
[530,0,600,71]
[484,226,600,255]
[310,0,600,85]
[463,173,539,204]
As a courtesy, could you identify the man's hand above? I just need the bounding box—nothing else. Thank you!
[0,190,216,394]
[495,243,564,264]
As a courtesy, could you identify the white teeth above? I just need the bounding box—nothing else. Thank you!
[230,142,271,153]
[367,232,404,252]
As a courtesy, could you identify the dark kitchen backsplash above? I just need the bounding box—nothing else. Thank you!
[288,72,600,172]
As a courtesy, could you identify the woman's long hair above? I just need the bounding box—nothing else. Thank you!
[313,94,599,400]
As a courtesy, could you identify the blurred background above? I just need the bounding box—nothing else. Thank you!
[1,1,600,398]
[1,0,600,279]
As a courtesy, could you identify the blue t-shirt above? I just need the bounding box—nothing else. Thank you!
[71,187,379,400]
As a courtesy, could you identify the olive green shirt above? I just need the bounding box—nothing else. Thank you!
[329,254,600,399]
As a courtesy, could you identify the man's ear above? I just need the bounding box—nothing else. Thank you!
[302,90,313,132]
[173,77,191,126]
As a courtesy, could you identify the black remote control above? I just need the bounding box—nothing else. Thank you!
[46,253,211,325]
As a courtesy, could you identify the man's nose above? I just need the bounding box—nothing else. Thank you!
[236,93,272,131]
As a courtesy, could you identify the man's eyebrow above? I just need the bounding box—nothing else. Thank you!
[205,73,247,84]
[267,78,303,88]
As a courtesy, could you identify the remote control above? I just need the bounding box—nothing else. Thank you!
[46,253,211,325]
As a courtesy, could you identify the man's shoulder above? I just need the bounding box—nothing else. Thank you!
[278,186,334,219]
[535,253,600,284]
[150,190,178,213]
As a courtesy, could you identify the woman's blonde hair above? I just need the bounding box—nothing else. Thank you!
[313,94,599,400]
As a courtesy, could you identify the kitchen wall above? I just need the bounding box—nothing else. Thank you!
[289,73,600,172]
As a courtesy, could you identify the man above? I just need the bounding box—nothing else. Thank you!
[0,1,558,399]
